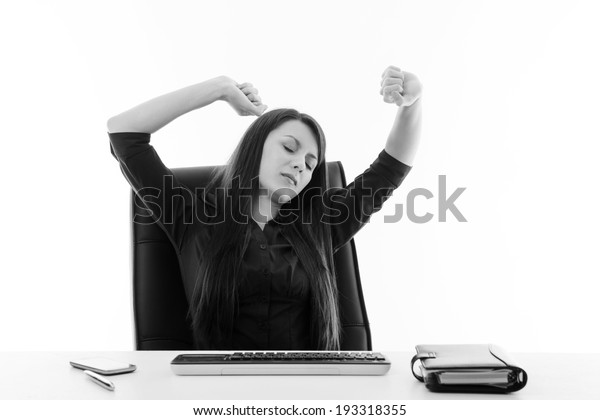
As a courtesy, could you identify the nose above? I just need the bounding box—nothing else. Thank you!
[292,160,305,172]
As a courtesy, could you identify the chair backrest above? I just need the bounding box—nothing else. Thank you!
[130,161,372,350]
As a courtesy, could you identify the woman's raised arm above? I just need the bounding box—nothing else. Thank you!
[106,76,267,134]
[380,65,422,166]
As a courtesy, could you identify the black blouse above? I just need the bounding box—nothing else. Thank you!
[108,132,411,350]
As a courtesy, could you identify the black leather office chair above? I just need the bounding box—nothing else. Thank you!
[130,162,372,351]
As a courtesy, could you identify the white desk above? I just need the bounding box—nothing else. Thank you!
[0,351,598,400]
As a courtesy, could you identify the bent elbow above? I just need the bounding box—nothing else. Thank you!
[106,116,117,133]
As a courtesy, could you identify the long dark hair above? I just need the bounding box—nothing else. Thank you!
[188,108,340,350]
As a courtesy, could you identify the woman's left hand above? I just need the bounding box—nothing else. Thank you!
[380,65,422,107]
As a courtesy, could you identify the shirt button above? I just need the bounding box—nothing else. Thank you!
[260,296,268,303]
[262,268,270,276]
[259,244,267,250]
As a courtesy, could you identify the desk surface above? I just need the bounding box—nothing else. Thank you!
[0,351,598,400]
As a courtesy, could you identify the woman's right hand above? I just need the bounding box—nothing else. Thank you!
[219,76,268,117]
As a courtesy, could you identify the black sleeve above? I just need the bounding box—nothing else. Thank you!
[108,132,208,251]
[324,149,412,253]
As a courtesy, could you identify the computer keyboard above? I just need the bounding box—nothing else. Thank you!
[170,351,391,375]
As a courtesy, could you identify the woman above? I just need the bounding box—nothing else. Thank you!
[107,65,422,350]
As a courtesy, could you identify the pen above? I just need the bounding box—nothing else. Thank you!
[83,370,115,391]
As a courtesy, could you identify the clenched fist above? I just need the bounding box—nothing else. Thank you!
[220,76,268,117]
[380,65,422,107]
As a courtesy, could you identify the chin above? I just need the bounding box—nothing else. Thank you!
[274,187,297,204]
[278,195,292,204]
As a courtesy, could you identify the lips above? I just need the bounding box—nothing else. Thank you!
[281,173,297,186]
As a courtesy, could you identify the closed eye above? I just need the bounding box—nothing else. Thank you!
[284,145,313,170]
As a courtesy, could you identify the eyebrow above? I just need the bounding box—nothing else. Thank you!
[283,135,318,161]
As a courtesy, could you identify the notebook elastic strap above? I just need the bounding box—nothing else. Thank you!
[410,352,437,382]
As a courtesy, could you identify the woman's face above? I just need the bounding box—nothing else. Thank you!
[258,120,319,205]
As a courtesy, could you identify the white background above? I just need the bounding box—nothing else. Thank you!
[1,0,598,353]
